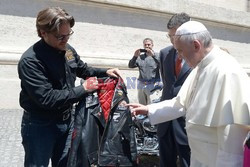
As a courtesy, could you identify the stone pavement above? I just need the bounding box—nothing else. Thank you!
[0,109,24,167]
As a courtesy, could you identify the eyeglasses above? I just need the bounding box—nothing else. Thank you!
[54,30,74,41]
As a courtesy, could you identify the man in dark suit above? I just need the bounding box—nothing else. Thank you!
[158,13,191,167]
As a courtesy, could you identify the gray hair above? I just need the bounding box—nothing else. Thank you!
[36,7,75,37]
[167,13,191,29]
[177,30,212,48]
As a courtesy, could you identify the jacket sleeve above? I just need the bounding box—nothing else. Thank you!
[128,56,138,68]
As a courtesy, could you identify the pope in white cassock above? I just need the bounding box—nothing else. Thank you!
[127,21,250,167]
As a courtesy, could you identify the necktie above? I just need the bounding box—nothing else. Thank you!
[175,57,182,77]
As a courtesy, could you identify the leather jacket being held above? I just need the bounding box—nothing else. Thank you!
[67,77,138,167]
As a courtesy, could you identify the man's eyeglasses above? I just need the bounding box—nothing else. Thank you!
[54,30,74,41]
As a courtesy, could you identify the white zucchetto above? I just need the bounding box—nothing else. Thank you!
[175,21,208,36]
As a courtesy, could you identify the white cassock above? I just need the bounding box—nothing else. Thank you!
[148,46,250,167]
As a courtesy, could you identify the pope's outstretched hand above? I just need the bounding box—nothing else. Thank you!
[126,103,149,116]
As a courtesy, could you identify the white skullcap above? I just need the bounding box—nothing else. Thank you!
[175,21,208,36]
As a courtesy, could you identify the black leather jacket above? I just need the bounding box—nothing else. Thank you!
[67,77,137,167]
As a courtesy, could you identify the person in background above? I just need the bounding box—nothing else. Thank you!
[127,21,250,167]
[18,7,120,167]
[128,38,161,105]
[158,13,191,167]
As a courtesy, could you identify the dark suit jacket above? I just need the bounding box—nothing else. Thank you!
[157,46,192,145]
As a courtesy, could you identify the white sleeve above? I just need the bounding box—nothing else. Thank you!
[147,97,185,125]
[216,124,250,167]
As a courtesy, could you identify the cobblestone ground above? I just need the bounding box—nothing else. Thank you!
[0,109,24,167]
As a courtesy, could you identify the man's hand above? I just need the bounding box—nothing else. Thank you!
[133,49,141,57]
[82,77,99,92]
[106,68,121,78]
[146,49,155,57]
[126,103,149,116]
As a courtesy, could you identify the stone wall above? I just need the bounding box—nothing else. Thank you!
[191,0,247,12]
[76,0,250,26]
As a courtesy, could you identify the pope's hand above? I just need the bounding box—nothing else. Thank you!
[126,103,149,116]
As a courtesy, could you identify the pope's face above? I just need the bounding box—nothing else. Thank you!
[174,37,197,68]
[41,23,72,51]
